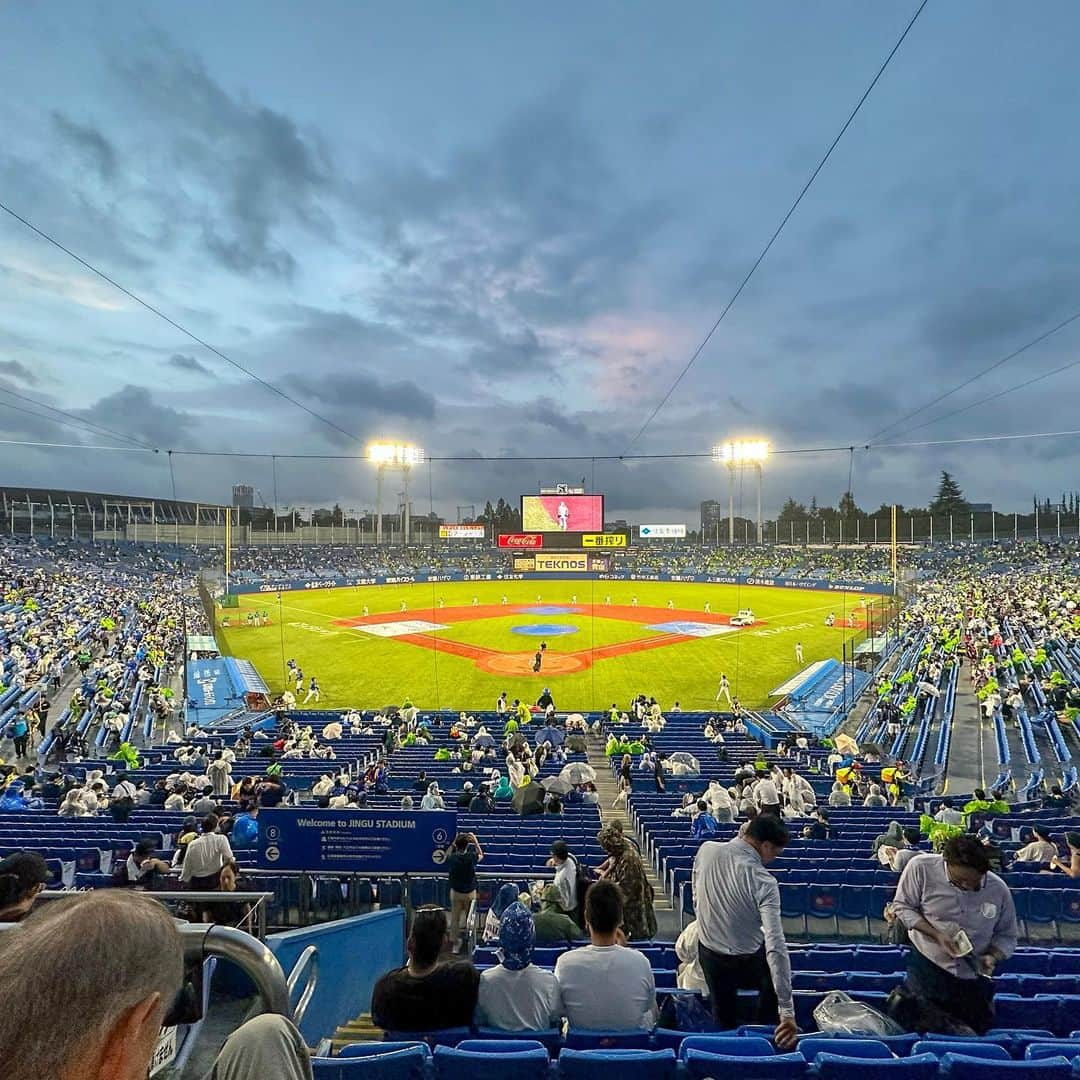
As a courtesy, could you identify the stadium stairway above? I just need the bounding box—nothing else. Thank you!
[586,739,675,927]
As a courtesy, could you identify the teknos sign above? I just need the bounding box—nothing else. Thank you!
[498,533,544,548]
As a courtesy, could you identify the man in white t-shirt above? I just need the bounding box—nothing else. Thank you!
[547,840,578,915]
[554,880,655,1030]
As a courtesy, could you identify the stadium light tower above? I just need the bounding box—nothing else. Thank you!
[712,440,770,546]
[366,442,425,546]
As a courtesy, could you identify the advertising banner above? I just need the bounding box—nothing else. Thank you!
[521,494,604,532]
[535,553,589,572]
[639,524,687,538]
[498,533,544,548]
[258,808,458,872]
[513,555,536,571]
[439,524,486,539]
[582,532,627,548]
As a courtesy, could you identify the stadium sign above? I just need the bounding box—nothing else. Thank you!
[535,553,589,572]
[513,556,536,571]
[498,533,544,548]
[439,524,485,539]
[639,523,686,538]
[582,533,627,548]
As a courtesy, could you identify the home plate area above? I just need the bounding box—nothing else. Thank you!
[334,603,758,676]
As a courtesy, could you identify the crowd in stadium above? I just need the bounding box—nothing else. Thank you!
[3,532,1080,1076]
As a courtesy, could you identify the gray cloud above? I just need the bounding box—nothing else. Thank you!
[114,44,334,279]
[285,370,436,421]
[77,385,195,445]
[167,353,215,377]
[51,112,117,179]
[0,360,39,385]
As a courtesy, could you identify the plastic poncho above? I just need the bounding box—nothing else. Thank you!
[493,775,514,801]
[109,742,141,769]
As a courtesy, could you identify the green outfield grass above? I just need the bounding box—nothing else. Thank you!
[216,580,873,712]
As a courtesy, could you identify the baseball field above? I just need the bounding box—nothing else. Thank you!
[215,580,876,712]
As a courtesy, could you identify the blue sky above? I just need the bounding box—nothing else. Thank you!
[2,1,1079,521]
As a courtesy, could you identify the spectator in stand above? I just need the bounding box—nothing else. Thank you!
[691,814,797,1047]
[1043,785,1073,812]
[547,841,578,916]
[863,784,888,808]
[125,839,172,887]
[180,815,238,922]
[554,881,655,1029]
[1014,826,1058,865]
[1050,832,1080,878]
[888,835,1018,1035]
[934,799,964,825]
[533,885,582,943]
[475,902,562,1031]
[456,782,475,809]
[372,907,479,1031]
[0,890,312,1080]
[877,828,923,873]
[596,825,656,940]
[828,781,852,807]
[691,801,720,839]
[446,832,484,951]
[482,883,520,944]
[0,852,50,923]
[468,784,494,813]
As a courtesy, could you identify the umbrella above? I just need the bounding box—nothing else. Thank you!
[566,734,587,753]
[511,781,545,816]
[834,733,859,756]
[559,762,596,785]
[471,733,495,749]
[567,712,585,726]
[534,725,565,747]
[541,775,573,795]
[667,752,700,776]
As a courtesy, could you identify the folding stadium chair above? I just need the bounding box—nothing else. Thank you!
[797,1036,893,1061]
[1025,1042,1080,1060]
[1024,890,1062,943]
[1056,893,1080,943]
[678,1035,775,1057]
[558,1048,676,1080]
[813,1052,940,1079]
[314,1043,430,1080]
[836,885,872,940]
[683,1048,808,1080]
[996,994,1060,1033]
[937,1052,1074,1078]
[433,1044,549,1080]
[564,1028,654,1051]
[779,883,809,938]
[912,1040,1010,1060]
[470,1029,562,1056]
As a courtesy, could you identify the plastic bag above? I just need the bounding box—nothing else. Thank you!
[813,990,904,1036]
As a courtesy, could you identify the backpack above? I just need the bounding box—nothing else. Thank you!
[569,855,593,926]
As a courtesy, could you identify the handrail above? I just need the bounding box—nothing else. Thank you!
[180,922,292,1017]
[285,944,319,1028]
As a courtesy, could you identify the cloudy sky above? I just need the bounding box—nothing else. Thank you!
[2,1,1079,523]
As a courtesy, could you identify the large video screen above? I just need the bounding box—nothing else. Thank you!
[521,494,604,533]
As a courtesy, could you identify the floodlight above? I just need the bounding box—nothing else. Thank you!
[366,442,425,467]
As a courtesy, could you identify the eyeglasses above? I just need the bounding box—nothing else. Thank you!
[945,864,984,892]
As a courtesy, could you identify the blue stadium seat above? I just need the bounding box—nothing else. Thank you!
[679,1035,774,1057]
[996,995,1059,1033]
[564,1029,654,1051]
[806,884,841,939]
[1025,1042,1080,1060]
[315,1044,429,1080]
[815,1052,939,1079]
[683,1049,808,1079]
[384,1028,470,1049]
[798,1036,893,1061]
[470,1029,562,1056]
[433,1045,549,1080]
[939,1052,1074,1078]
[455,1040,549,1055]
[558,1048,676,1080]
[913,1041,1009,1060]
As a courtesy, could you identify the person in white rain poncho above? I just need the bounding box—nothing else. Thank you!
[705,780,735,823]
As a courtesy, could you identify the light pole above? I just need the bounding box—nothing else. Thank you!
[713,440,770,546]
[366,442,425,547]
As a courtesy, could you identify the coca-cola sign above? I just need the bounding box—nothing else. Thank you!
[498,533,544,548]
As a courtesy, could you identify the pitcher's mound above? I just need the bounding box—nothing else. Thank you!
[478,652,588,675]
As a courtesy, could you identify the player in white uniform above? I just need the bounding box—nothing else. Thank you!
[795,641,804,664]
[557,501,569,530]
[362,605,369,617]
[716,674,732,705]
[501,595,508,605]
[667,599,674,610]
[570,594,577,604]
[704,601,711,614]
[605,595,612,605]
[400,600,407,613]
[631,596,639,607]
[472,596,479,606]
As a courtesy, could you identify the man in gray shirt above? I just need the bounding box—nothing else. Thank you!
[890,834,1018,1034]
[691,815,797,1047]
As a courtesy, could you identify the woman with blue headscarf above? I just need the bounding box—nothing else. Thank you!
[475,901,563,1031]
[483,882,521,943]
